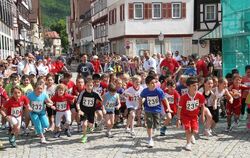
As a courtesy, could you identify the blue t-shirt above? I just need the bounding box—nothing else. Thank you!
[184,68,197,76]
[27,91,49,113]
[103,92,119,113]
[140,87,165,113]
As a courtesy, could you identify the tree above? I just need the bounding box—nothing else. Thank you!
[50,19,69,53]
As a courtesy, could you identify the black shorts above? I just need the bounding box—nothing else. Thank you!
[70,103,76,110]
[115,106,127,115]
[208,106,219,123]
[106,111,114,114]
[127,108,136,114]
[80,109,95,124]
[46,107,56,117]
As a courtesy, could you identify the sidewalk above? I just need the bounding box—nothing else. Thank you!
[0,118,249,158]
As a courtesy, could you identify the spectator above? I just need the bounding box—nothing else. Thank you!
[77,54,94,79]
[174,51,182,63]
[160,51,181,78]
[142,50,157,72]
[195,55,209,77]
[17,53,37,76]
[184,60,197,76]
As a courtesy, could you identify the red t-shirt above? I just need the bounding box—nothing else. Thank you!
[228,84,250,107]
[91,60,101,73]
[3,96,29,117]
[179,92,205,118]
[50,61,64,74]
[164,89,180,114]
[160,58,180,74]
[0,87,9,107]
[62,80,75,94]
[196,59,208,77]
[242,76,250,98]
[126,82,133,88]
[51,94,75,112]
[72,85,85,96]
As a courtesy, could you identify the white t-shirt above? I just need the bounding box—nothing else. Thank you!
[143,57,157,71]
[124,86,143,109]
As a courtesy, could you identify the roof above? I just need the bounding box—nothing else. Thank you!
[29,0,41,24]
[44,31,60,39]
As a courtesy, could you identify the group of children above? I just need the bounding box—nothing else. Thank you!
[0,65,250,151]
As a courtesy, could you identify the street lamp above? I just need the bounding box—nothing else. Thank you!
[21,27,27,56]
[158,32,164,54]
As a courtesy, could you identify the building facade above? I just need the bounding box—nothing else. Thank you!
[0,0,15,59]
[107,0,193,57]
[44,31,61,56]
[193,0,222,56]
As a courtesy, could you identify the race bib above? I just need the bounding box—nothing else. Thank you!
[11,107,22,117]
[186,100,199,111]
[82,97,95,107]
[167,95,174,104]
[31,101,43,113]
[56,101,67,111]
[106,102,115,110]
[147,96,160,107]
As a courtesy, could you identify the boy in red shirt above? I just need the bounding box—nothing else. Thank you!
[241,65,250,119]
[160,80,180,136]
[176,77,205,151]
[227,75,250,131]
[0,86,31,147]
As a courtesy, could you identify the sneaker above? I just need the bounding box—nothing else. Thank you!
[81,135,88,144]
[9,134,16,147]
[191,135,196,144]
[225,126,231,132]
[87,127,94,134]
[160,126,167,136]
[148,138,154,148]
[185,143,192,151]
[125,128,130,133]
[40,137,48,144]
[204,129,212,137]
[130,131,135,137]
[65,129,72,137]
[211,129,218,136]
[1,124,6,130]
[106,131,113,138]
[54,131,61,138]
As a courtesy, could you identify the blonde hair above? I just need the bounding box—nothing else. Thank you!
[55,84,66,93]
[132,75,141,82]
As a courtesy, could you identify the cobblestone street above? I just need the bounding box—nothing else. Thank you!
[0,118,249,158]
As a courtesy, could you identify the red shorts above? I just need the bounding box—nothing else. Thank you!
[181,116,199,133]
[226,104,241,116]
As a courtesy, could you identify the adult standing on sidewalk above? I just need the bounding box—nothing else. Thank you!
[77,54,94,79]
[160,51,181,78]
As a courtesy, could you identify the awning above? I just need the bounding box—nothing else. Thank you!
[200,25,222,40]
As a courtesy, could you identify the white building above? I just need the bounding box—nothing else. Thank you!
[44,31,61,56]
[0,0,15,59]
[107,0,194,57]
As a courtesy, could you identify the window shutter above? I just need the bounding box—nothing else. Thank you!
[109,11,112,25]
[148,3,152,19]
[120,5,122,21]
[167,3,172,18]
[162,3,167,18]
[144,3,148,19]
[114,8,117,23]
[112,10,114,24]
[128,3,133,19]
[182,3,186,18]
[123,4,125,20]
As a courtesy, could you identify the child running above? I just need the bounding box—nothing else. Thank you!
[139,75,171,148]
[176,76,206,151]
[102,83,121,138]
[123,75,143,137]
[76,79,102,144]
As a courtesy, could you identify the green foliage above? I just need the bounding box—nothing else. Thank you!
[41,0,70,52]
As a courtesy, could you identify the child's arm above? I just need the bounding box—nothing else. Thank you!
[176,106,182,128]
[224,89,233,104]
[102,95,106,114]
[212,94,218,110]
[45,98,56,110]
[162,98,172,113]
[200,104,205,124]
[116,95,121,110]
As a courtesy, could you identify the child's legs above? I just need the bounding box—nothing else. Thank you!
[136,108,142,126]
[24,108,30,128]
[47,108,55,129]
[30,112,43,135]
[163,112,172,126]
[128,109,136,130]
[55,112,64,131]
[71,107,79,124]
[114,109,120,124]
[204,107,212,129]
[145,112,154,138]
[63,110,72,129]
[82,120,88,135]
[38,112,49,132]
[96,110,103,122]
[9,116,21,135]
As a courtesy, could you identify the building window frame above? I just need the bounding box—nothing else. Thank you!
[152,3,162,19]
[205,4,217,21]
[172,2,181,19]
[134,3,143,20]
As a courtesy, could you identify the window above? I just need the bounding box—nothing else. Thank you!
[172,3,181,19]
[120,4,125,21]
[205,4,216,21]
[170,38,184,55]
[152,3,161,19]
[134,3,143,19]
